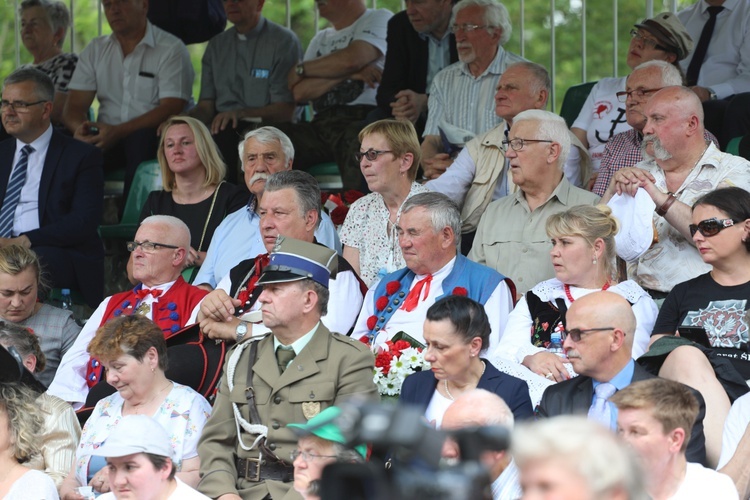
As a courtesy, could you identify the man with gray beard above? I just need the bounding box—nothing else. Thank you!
[601,86,750,297]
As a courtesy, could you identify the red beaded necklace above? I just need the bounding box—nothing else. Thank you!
[564,282,610,302]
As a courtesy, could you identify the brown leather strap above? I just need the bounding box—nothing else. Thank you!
[656,192,677,217]
[244,337,283,462]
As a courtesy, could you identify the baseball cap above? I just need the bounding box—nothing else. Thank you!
[635,12,694,61]
[91,415,173,459]
[287,406,367,458]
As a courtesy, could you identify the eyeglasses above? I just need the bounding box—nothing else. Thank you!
[126,241,179,253]
[688,218,738,237]
[450,23,491,33]
[561,327,615,342]
[502,138,554,152]
[0,100,47,113]
[615,88,663,103]
[354,149,394,162]
[629,29,669,52]
[290,449,338,462]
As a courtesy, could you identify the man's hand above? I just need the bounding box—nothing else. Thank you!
[211,110,242,135]
[522,351,570,383]
[351,63,382,89]
[690,86,711,103]
[199,289,241,323]
[73,121,121,151]
[612,167,657,197]
[200,316,241,342]
[391,90,428,123]
[422,153,453,180]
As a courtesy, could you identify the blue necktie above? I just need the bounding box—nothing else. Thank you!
[0,145,34,238]
[588,382,617,429]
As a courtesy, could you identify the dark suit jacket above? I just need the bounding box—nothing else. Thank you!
[375,11,458,132]
[0,129,104,307]
[399,359,534,421]
[537,362,708,465]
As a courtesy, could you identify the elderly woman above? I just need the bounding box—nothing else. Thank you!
[285,406,366,500]
[19,0,77,125]
[139,116,248,272]
[400,296,533,428]
[0,382,59,499]
[0,245,81,387]
[571,13,691,173]
[489,205,657,405]
[513,416,647,500]
[59,315,211,499]
[639,187,750,468]
[0,322,80,489]
[340,119,429,287]
[92,415,208,499]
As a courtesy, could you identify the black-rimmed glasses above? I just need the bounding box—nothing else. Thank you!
[615,88,663,103]
[0,100,47,113]
[561,327,615,342]
[126,241,179,253]
[502,138,554,152]
[689,218,738,237]
[355,149,394,162]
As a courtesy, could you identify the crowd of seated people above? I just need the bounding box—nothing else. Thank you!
[3,0,750,498]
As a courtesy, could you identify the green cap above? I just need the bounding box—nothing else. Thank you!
[287,406,367,458]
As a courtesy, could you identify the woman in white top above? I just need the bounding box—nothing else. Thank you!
[339,119,429,287]
[490,205,657,404]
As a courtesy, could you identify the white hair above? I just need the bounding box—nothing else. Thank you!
[451,0,512,45]
[512,109,571,169]
[140,215,190,250]
[631,60,683,87]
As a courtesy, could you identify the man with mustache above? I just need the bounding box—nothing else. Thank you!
[601,86,750,298]
[192,127,340,291]
[420,0,524,179]
[592,61,717,196]
[537,291,708,466]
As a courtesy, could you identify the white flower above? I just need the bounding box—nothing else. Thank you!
[400,347,428,369]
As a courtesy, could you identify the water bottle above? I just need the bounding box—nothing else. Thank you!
[61,289,73,311]
[548,331,565,356]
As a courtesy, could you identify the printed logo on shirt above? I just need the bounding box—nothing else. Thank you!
[682,299,749,349]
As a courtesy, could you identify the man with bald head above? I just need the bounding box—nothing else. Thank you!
[442,389,521,499]
[602,86,750,298]
[537,291,708,465]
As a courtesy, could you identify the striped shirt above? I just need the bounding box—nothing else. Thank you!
[424,46,525,138]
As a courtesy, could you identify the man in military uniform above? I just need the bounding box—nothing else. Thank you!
[197,237,378,500]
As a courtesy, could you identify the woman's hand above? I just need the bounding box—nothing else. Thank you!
[89,467,111,493]
[522,351,570,383]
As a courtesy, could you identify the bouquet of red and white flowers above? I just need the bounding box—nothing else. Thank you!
[369,332,430,397]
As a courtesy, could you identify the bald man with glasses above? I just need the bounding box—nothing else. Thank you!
[537,290,709,466]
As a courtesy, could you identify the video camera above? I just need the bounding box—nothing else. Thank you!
[316,400,510,500]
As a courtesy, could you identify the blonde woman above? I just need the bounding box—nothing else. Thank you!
[489,205,657,403]
[139,116,249,270]
[340,119,429,287]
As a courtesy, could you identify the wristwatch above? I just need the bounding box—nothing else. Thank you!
[235,321,249,343]
[295,63,305,77]
[708,88,718,101]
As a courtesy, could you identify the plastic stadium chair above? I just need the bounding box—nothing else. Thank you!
[559,81,598,129]
[99,160,162,240]
[726,136,742,156]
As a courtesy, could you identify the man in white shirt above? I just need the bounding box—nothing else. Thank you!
[679,0,750,146]
[612,378,738,500]
[62,0,194,199]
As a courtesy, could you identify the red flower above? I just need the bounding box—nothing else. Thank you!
[375,352,393,375]
[320,192,329,206]
[367,315,378,331]
[376,296,389,311]
[344,190,366,204]
[452,287,468,296]
[392,340,411,355]
[330,206,349,226]
[386,281,401,296]
[359,336,370,345]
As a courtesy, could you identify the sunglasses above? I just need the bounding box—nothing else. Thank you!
[688,218,737,237]
[561,327,615,342]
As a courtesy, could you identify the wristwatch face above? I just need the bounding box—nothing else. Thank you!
[296,63,304,76]
[236,322,248,338]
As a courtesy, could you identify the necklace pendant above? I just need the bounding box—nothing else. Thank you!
[135,302,151,316]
